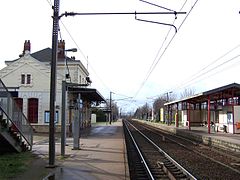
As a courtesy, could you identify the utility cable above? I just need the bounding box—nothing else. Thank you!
[176,54,240,90]
[134,0,196,99]
[45,0,113,92]
[45,0,52,6]
[172,43,240,91]
[147,52,240,102]
[143,0,188,86]
[139,0,176,12]
[62,21,112,91]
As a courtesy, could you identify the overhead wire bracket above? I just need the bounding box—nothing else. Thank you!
[136,0,178,33]
[135,12,177,33]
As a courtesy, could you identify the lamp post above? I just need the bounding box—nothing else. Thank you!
[61,48,77,157]
[63,48,77,81]
[65,48,77,52]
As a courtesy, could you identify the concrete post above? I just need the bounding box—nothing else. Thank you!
[73,94,81,150]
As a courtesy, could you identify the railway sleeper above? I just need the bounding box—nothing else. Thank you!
[157,161,189,180]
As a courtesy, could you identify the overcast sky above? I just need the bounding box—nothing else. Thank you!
[1,0,240,113]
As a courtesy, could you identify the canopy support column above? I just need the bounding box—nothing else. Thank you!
[208,96,211,134]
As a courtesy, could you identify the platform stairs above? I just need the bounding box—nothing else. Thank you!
[0,79,33,153]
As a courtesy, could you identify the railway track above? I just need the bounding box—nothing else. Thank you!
[127,119,240,179]
[138,121,240,171]
[123,120,196,180]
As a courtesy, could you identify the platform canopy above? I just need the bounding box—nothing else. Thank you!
[68,87,106,103]
[165,83,240,105]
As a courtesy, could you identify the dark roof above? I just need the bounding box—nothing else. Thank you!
[67,85,106,103]
[203,83,240,97]
[31,48,75,62]
[165,83,240,105]
[31,48,52,62]
[5,47,77,64]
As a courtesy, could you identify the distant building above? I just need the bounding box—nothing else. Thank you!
[0,40,105,132]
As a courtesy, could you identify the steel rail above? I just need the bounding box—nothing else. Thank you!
[138,121,240,175]
[127,120,197,180]
[123,120,155,180]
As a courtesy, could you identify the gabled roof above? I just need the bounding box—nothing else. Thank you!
[31,48,75,62]
[31,48,52,62]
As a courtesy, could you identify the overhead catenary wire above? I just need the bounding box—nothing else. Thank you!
[60,21,112,91]
[175,54,240,90]
[58,8,186,99]
[45,0,52,6]
[141,0,188,87]
[45,0,113,92]
[172,43,240,91]
[139,0,176,12]
[46,0,193,110]
[145,51,240,102]
[133,0,197,99]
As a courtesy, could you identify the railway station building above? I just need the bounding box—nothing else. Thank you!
[164,83,240,134]
[0,40,105,133]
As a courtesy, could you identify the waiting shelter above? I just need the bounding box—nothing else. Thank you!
[164,83,240,134]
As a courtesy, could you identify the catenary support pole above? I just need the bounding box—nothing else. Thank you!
[49,0,60,166]
[208,96,211,134]
[188,103,191,131]
[61,81,66,156]
[176,103,179,127]
[110,92,112,124]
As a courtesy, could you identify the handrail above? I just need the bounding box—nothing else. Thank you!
[0,79,33,149]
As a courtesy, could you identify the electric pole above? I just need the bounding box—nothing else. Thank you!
[49,0,60,167]
[109,92,112,124]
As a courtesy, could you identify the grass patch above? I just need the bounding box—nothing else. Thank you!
[0,152,32,179]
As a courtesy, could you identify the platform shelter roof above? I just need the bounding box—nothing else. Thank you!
[165,83,240,106]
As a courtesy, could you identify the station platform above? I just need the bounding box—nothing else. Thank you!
[134,119,240,154]
[32,120,129,180]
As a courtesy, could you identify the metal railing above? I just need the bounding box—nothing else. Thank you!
[0,79,33,150]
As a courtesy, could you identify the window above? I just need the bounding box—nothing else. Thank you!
[28,98,38,123]
[44,111,59,123]
[21,74,25,84]
[27,74,31,84]
[21,73,32,85]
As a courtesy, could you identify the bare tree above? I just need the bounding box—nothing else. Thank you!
[180,88,195,99]
[134,103,150,120]
[153,96,166,113]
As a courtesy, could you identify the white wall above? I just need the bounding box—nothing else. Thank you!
[182,110,188,126]
[91,114,96,124]
[234,106,240,134]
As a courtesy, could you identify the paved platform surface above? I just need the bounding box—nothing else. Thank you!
[135,119,240,153]
[32,120,129,180]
